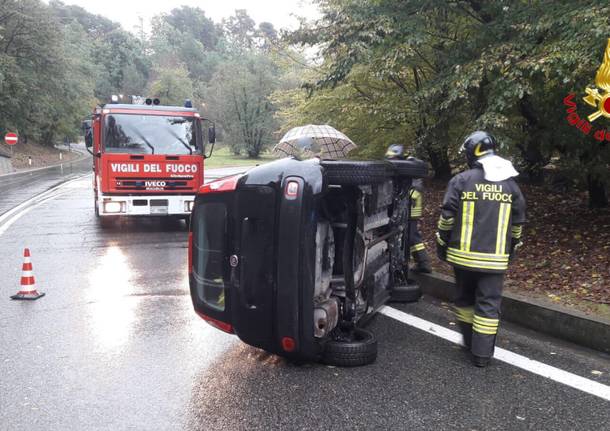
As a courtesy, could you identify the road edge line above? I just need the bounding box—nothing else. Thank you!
[380,305,610,402]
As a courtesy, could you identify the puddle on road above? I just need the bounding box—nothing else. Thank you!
[87,244,140,352]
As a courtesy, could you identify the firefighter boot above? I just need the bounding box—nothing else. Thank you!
[472,355,490,368]
[412,249,432,273]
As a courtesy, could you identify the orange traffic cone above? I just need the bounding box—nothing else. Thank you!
[10,248,45,300]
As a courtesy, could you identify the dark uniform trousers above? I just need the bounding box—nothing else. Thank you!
[453,268,504,358]
[408,220,425,255]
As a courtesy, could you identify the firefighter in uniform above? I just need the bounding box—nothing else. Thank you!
[386,145,432,273]
[436,131,526,367]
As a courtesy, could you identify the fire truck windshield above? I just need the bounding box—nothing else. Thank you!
[103,114,201,155]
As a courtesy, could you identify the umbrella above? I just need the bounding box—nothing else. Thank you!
[273,124,357,159]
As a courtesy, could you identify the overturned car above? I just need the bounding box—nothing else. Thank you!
[188,156,428,366]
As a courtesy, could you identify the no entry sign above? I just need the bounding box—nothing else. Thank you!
[5,132,18,146]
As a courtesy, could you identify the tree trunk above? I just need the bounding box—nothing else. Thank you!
[518,96,548,184]
[427,145,452,179]
[587,175,608,208]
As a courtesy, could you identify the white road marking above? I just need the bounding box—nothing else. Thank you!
[381,305,610,402]
[0,175,88,236]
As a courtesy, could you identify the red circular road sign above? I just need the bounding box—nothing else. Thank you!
[5,132,18,146]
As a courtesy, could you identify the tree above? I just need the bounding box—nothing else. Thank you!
[207,55,278,157]
[0,0,96,145]
[148,63,194,106]
[289,0,610,206]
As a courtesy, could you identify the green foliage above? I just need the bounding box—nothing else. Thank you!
[148,63,194,106]
[150,8,290,158]
[287,0,610,205]
[207,55,279,158]
[0,2,301,156]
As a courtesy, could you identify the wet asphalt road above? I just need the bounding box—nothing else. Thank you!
[0,172,609,430]
[0,149,92,217]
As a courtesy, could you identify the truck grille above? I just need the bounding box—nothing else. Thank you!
[114,177,192,191]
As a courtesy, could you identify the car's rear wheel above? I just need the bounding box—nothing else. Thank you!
[322,327,377,367]
[321,160,391,185]
[390,281,422,303]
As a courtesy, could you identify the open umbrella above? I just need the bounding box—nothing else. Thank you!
[273,124,357,159]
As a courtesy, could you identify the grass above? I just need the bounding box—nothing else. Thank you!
[203,145,277,169]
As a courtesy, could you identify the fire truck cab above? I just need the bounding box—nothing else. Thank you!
[83,98,215,223]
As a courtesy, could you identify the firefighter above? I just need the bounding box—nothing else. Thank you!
[436,131,526,367]
[385,145,432,273]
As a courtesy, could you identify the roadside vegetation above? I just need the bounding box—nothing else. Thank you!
[9,142,82,170]
[203,146,276,169]
[419,179,610,317]
[0,0,304,158]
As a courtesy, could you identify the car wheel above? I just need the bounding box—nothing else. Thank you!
[320,160,392,185]
[387,158,428,178]
[390,281,422,303]
[322,327,378,367]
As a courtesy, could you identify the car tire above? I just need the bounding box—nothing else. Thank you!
[387,158,428,178]
[322,327,378,367]
[390,281,422,303]
[320,160,391,185]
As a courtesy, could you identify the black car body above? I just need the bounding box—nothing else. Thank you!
[189,157,427,365]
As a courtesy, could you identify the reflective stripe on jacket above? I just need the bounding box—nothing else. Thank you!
[409,178,423,219]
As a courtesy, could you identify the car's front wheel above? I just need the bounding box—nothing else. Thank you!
[322,327,378,367]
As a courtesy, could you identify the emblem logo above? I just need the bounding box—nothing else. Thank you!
[561,38,610,143]
[583,38,610,122]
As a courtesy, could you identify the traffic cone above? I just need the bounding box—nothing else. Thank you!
[10,248,45,300]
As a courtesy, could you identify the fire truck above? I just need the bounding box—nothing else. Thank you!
[83,96,215,225]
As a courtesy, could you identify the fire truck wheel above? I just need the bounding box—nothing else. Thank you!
[320,161,391,185]
[390,281,422,303]
[98,217,114,228]
[322,327,377,367]
[387,158,428,178]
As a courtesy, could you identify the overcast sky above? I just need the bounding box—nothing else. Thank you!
[56,0,320,33]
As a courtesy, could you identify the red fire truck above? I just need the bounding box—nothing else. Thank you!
[83,97,215,224]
